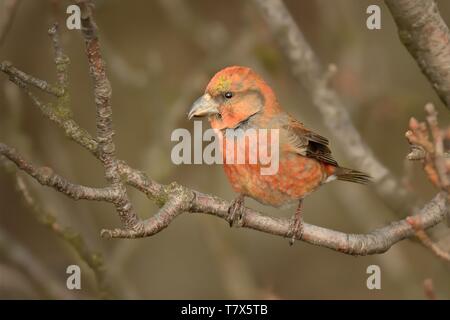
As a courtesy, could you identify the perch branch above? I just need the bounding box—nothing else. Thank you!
[79,2,139,230]
[407,216,450,262]
[48,23,69,90]
[0,0,448,256]
[385,0,450,111]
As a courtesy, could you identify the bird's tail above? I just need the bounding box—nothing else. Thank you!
[334,167,372,185]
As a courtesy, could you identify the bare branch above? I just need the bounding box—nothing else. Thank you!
[101,183,194,239]
[0,61,98,154]
[385,0,450,111]
[0,0,448,257]
[1,51,112,298]
[111,164,449,255]
[0,143,118,202]
[0,61,64,97]
[191,191,447,255]
[2,137,447,255]
[48,23,69,91]
[407,216,450,262]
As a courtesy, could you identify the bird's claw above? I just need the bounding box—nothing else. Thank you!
[227,195,245,227]
[288,217,304,246]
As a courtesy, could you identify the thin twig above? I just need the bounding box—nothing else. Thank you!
[0,61,64,96]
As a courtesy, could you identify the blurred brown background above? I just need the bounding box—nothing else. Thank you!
[0,0,449,299]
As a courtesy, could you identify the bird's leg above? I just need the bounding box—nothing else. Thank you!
[288,199,304,245]
[227,194,245,227]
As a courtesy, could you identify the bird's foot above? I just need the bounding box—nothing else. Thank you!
[288,216,304,246]
[288,199,304,245]
[227,194,245,227]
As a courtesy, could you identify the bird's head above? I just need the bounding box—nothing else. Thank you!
[188,66,280,129]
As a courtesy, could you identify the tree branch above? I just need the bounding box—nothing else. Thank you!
[385,0,450,111]
[191,190,447,255]
[408,216,450,262]
[405,104,450,262]
[0,143,119,201]
[0,0,448,257]
[78,2,139,230]
[0,61,64,97]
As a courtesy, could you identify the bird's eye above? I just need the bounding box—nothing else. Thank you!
[224,92,233,99]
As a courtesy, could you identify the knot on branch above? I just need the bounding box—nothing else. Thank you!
[100,182,194,239]
[36,166,54,183]
[165,181,195,209]
[94,78,112,100]
[47,23,58,36]
[55,55,70,69]
[0,60,12,71]
[100,142,115,155]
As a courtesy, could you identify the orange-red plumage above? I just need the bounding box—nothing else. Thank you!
[188,66,370,241]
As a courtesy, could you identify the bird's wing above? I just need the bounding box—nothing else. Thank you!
[283,117,338,167]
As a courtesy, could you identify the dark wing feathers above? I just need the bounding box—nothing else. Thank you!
[305,142,338,166]
[304,131,329,146]
[284,118,338,167]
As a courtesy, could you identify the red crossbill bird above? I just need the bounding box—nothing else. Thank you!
[188,66,370,244]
